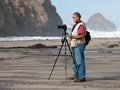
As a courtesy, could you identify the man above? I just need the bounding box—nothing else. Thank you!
[68,12,86,82]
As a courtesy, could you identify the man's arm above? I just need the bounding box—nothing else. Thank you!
[68,34,85,39]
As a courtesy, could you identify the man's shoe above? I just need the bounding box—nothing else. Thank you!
[74,78,86,82]
[68,77,76,80]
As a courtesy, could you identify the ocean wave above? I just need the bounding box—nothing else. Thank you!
[0,29,120,41]
[0,36,61,41]
[88,29,120,38]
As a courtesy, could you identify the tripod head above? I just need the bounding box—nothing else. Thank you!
[58,24,68,43]
[58,24,67,36]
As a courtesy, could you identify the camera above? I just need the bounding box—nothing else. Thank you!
[58,24,67,30]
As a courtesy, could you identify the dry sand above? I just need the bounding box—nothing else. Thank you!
[0,38,120,90]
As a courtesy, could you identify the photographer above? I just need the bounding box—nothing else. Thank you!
[68,12,86,82]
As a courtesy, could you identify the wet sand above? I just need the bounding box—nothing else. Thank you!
[0,38,120,49]
[0,38,120,90]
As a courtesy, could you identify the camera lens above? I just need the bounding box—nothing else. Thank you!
[57,25,67,30]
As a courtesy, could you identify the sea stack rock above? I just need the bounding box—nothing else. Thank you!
[86,13,117,31]
[0,0,63,36]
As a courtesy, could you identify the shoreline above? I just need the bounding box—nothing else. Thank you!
[0,38,120,49]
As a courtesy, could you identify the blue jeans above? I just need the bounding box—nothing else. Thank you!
[71,44,86,79]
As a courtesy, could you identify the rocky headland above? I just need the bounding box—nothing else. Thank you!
[86,13,117,31]
[0,0,63,36]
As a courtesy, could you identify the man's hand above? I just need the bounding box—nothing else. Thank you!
[68,34,75,39]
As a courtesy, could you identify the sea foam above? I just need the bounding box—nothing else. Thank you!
[0,29,120,41]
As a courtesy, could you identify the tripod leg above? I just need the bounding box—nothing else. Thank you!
[48,40,65,80]
[65,38,72,56]
[64,39,67,81]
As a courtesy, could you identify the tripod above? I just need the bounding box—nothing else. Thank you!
[48,28,73,81]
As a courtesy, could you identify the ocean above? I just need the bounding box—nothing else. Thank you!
[87,29,120,38]
[0,29,120,41]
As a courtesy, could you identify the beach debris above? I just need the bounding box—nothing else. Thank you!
[0,57,12,61]
[28,43,57,49]
[102,43,119,48]
[107,44,119,48]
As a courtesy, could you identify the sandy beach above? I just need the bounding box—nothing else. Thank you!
[0,38,120,90]
[0,38,120,49]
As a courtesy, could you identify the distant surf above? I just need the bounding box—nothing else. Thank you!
[87,29,120,38]
[0,29,120,41]
[0,36,61,41]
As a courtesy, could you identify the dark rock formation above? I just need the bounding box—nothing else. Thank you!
[86,13,117,31]
[0,0,63,36]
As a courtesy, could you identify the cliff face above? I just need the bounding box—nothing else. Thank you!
[0,0,63,36]
[86,13,117,31]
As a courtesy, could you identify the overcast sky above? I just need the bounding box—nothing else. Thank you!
[51,0,120,29]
